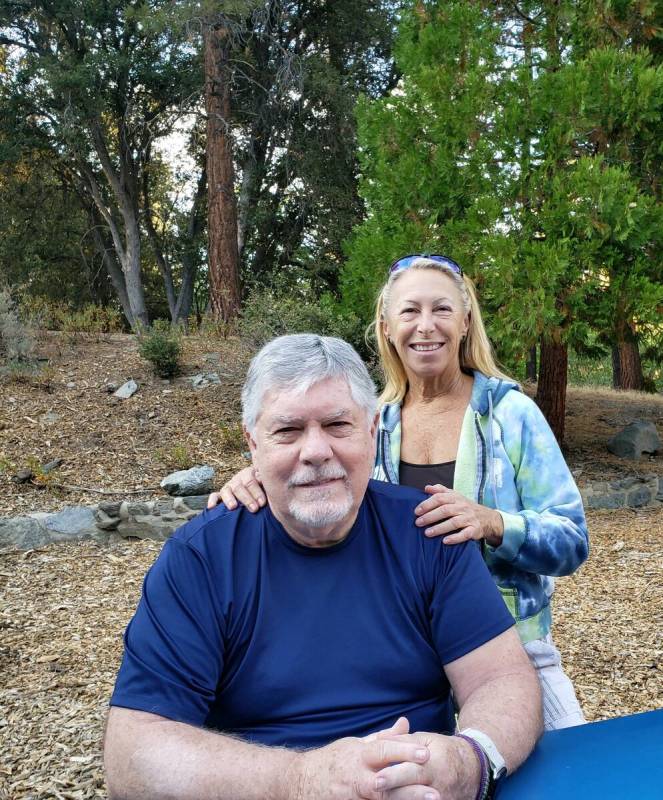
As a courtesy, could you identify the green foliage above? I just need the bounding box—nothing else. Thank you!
[343,1,663,390]
[20,297,124,334]
[239,284,367,357]
[340,0,504,327]
[217,422,246,454]
[138,321,182,378]
[155,443,195,471]
[0,287,34,362]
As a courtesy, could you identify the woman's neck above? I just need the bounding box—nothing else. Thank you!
[405,368,472,406]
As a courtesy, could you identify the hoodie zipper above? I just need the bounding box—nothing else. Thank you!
[474,412,487,504]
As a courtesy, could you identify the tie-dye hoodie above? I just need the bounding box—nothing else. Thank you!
[373,370,589,644]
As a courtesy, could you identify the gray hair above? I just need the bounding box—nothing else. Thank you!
[241,334,377,432]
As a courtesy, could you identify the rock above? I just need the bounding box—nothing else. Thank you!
[11,468,34,484]
[182,494,210,511]
[607,422,662,460]
[98,501,122,517]
[116,517,176,541]
[584,491,625,510]
[66,381,76,389]
[104,382,119,394]
[188,372,221,389]
[95,509,121,531]
[627,485,653,508]
[40,411,60,425]
[114,379,139,399]
[41,458,64,475]
[44,507,98,539]
[161,466,215,497]
[0,516,51,550]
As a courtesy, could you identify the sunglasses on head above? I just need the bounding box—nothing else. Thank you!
[388,254,463,276]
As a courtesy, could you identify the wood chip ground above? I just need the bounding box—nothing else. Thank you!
[1,334,662,798]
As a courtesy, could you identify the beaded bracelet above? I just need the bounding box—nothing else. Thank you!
[454,733,490,800]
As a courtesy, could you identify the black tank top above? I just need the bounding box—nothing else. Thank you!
[398,459,456,493]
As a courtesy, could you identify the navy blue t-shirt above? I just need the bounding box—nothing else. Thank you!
[110,480,513,747]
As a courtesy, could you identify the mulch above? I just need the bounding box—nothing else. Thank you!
[1,333,662,798]
[1,506,661,799]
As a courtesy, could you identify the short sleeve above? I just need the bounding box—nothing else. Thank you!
[110,538,226,726]
[429,541,514,665]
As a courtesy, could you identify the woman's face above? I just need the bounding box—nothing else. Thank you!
[382,269,469,381]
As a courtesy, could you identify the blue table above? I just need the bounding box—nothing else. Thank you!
[496,709,663,798]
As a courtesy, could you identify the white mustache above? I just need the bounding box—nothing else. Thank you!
[288,465,348,487]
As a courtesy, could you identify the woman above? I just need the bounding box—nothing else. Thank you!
[211,255,589,731]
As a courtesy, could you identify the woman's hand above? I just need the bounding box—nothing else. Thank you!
[414,484,504,547]
[206,466,267,512]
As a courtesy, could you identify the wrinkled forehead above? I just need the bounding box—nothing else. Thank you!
[256,377,362,428]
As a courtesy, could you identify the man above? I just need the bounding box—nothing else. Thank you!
[104,334,542,800]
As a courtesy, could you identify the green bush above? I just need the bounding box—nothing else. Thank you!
[0,288,35,362]
[19,296,124,334]
[239,286,368,357]
[138,321,182,378]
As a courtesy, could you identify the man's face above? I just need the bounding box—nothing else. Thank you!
[245,377,378,547]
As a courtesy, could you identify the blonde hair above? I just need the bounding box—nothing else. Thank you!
[374,258,512,404]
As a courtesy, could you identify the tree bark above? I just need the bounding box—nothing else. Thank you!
[89,214,135,329]
[526,345,537,382]
[613,339,644,391]
[204,23,241,322]
[535,336,568,446]
[87,121,149,328]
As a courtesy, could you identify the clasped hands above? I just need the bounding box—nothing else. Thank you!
[209,469,504,548]
[287,717,478,800]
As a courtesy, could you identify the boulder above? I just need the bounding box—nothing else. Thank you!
[44,507,98,538]
[160,466,215,497]
[114,379,139,399]
[188,373,221,389]
[0,517,50,550]
[607,422,662,460]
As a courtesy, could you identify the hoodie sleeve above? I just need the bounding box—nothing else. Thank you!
[486,395,589,577]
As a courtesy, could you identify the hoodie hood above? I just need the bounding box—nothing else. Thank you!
[469,371,520,416]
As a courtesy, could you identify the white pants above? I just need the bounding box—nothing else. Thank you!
[524,634,586,731]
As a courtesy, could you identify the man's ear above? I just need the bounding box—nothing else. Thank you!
[243,424,257,456]
[369,411,379,440]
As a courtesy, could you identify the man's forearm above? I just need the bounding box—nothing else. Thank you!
[455,666,542,774]
[104,708,296,800]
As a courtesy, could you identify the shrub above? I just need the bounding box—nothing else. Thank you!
[0,288,35,362]
[19,296,124,335]
[239,286,367,355]
[217,421,245,453]
[155,443,195,471]
[138,321,182,378]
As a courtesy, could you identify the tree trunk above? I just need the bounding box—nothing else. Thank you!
[613,339,644,391]
[89,217,135,329]
[123,215,149,329]
[204,23,241,322]
[535,336,568,446]
[526,345,537,382]
[611,345,621,389]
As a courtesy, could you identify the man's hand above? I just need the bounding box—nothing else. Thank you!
[373,732,480,800]
[207,466,266,511]
[287,718,440,800]
[414,484,504,547]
